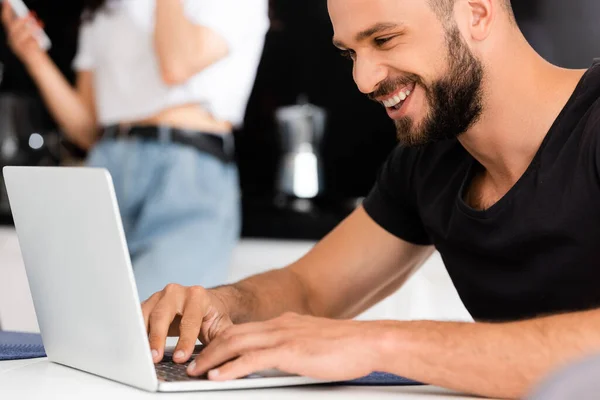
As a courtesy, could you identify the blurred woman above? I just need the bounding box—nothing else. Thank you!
[2,0,269,300]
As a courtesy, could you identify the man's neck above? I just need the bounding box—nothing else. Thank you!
[458,35,586,192]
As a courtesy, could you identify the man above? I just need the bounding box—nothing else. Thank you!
[141,0,600,398]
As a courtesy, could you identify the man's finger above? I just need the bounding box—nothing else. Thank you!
[146,286,186,363]
[188,330,282,377]
[210,319,279,341]
[172,293,206,363]
[199,319,281,353]
[206,349,280,381]
[141,292,162,332]
[148,305,179,363]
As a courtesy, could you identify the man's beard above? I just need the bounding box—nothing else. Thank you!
[370,26,485,147]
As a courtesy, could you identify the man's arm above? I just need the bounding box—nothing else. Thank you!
[187,300,600,400]
[154,0,229,85]
[376,309,600,399]
[142,206,433,362]
[212,206,435,324]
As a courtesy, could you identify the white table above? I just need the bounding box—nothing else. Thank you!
[0,228,476,399]
[0,358,481,400]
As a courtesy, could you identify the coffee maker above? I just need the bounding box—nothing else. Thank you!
[274,97,327,211]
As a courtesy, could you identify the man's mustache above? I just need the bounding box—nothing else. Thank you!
[367,75,422,102]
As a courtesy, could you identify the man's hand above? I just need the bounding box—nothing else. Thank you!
[187,312,381,382]
[141,284,233,364]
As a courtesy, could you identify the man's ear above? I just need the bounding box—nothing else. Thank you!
[465,0,495,41]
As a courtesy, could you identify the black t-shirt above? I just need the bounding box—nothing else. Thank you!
[363,59,600,322]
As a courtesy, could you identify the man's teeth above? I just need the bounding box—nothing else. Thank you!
[383,89,412,108]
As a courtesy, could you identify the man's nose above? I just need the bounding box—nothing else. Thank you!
[353,56,388,95]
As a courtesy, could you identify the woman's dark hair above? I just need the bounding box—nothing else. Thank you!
[82,0,110,20]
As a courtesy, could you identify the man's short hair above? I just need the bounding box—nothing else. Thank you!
[429,0,515,23]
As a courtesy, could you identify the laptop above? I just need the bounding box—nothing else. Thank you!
[2,166,331,392]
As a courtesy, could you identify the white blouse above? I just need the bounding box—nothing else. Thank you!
[72,0,269,128]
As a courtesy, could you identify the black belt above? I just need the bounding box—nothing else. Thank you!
[101,125,235,164]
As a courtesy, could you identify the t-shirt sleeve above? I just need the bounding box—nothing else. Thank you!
[591,104,600,178]
[183,0,270,48]
[362,145,432,246]
[71,20,95,71]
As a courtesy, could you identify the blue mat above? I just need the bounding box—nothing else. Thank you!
[337,372,422,386]
[0,331,46,361]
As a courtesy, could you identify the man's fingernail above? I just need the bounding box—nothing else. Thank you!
[151,349,159,359]
[208,369,220,379]
[187,361,196,374]
[174,350,185,359]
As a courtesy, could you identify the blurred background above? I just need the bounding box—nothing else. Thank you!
[0,0,598,240]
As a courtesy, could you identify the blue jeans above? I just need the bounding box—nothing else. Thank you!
[86,138,241,301]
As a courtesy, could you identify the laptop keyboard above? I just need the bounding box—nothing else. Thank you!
[156,345,206,382]
[156,359,200,382]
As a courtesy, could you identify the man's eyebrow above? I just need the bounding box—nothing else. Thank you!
[332,22,404,49]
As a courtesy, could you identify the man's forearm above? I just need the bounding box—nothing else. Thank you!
[211,267,314,324]
[373,309,600,399]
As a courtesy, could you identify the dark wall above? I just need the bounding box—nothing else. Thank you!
[0,0,84,129]
[513,0,599,68]
[237,0,396,202]
[0,0,84,90]
[537,0,600,68]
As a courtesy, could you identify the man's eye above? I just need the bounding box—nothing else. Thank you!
[339,50,355,60]
[374,36,394,47]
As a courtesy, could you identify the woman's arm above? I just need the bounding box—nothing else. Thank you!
[26,59,97,150]
[2,4,98,149]
[154,0,229,85]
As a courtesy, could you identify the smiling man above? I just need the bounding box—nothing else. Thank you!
[141,1,600,398]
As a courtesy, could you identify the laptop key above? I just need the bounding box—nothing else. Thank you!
[156,354,208,382]
[156,362,203,382]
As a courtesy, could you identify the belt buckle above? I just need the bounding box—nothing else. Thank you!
[158,126,173,143]
[117,124,132,139]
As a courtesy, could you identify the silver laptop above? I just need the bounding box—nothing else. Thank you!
[3,166,330,392]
